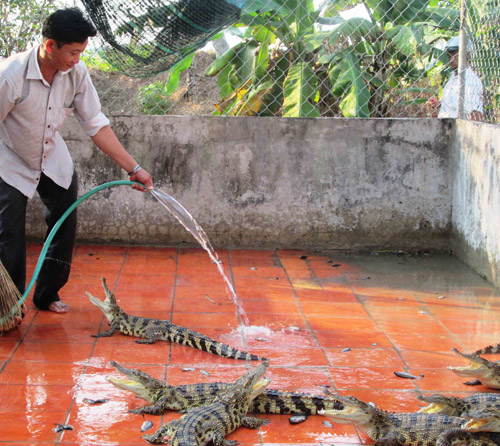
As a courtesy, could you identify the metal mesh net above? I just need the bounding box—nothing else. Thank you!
[76,0,498,123]
[465,0,499,123]
[81,0,244,77]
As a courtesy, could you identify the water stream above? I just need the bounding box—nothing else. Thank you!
[150,188,249,326]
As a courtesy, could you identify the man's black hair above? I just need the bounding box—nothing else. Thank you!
[42,8,97,47]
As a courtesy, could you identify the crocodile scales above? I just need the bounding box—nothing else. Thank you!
[319,394,465,446]
[107,360,343,415]
[474,343,500,355]
[87,277,266,361]
[418,393,500,417]
[143,361,271,445]
[436,410,500,446]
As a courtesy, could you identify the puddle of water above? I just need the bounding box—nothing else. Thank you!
[150,188,248,325]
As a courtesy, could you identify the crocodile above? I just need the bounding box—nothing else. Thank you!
[474,343,500,355]
[436,410,500,446]
[319,394,465,446]
[418,393,500,417]
[87,277,266,361]
[106,360,343,415]
[448,348,500,389]
[142,361,271,445]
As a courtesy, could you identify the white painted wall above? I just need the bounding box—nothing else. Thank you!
[451,121,500,287]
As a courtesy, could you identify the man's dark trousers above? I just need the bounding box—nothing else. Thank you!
[0,171,78,310]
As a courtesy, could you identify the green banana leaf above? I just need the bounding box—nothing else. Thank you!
[164,53,195,95]
[283,62,320,117]
[385,25,421,56]
[329,52,370,117]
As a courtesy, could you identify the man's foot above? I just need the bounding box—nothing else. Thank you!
[48,301,70,313]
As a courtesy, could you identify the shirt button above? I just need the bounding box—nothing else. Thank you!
[45,141,48,144]
[48,107,52,110]
[47,125,51,128]
[43,155,47,159]
[36,177,39,181]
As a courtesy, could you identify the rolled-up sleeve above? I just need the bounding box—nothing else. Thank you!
[0,77,17,123]
[72,70,110,136]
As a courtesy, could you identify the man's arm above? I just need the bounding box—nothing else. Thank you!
[91,125,153,191]
[0,77,17,123]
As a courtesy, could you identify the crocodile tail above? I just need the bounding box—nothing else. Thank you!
[169,327,267,360]
[474,343,500,355]
[188,332,267,361]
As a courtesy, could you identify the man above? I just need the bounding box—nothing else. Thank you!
[0,8,154,315]
[431,36,484,121]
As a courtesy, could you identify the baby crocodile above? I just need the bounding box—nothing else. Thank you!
[418,393,500,417]
[143,361,271,444]
[87,277,266,361]
[448,348,500,389]
[319,394,464,446]
[437,410,500,446]
[107,360,343,415]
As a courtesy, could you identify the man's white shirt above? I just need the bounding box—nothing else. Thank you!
[438,67,483,119]
[0,46,109,198]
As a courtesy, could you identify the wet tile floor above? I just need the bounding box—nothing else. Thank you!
[1,243,500,445]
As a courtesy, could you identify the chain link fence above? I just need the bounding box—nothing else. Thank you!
[74,0,497,123]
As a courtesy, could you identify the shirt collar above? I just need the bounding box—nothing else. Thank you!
[26,45,75,85]
[26,47,44,81]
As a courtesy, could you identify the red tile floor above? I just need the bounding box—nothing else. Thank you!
[1,244,500,445]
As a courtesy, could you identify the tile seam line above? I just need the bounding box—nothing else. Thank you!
[0,242,50,374]
[410,290,469,354]
[349,277,421,394]
[277,249,339,397]
[52,244,130,446]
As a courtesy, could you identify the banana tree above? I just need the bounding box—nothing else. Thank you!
[204,0,460,117]
[205,0,323,116]
[318,0,460,116]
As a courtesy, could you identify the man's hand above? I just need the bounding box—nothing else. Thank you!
[428,97,440,118]
[130,168,153,191]
[468,110,483,122]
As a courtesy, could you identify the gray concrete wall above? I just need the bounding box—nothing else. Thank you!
[451,121,500,288]
[26,116,453,251]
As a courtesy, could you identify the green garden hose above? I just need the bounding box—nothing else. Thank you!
[0,180,141,326]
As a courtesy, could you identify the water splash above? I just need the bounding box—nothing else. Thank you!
[150,188,249,325]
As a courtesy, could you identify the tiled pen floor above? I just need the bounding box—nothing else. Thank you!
[1,244,500,445]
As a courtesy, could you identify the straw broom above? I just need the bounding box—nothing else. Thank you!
[0,259,25,333]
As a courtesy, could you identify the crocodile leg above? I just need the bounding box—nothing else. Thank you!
[135,338,156,344]
[437,428,500,446]
[134,326,167,344]
[129,394,179,415]
[240,416,270,429]
[375,432,429,446]
[92,324,118,338]
[143,419,179,444]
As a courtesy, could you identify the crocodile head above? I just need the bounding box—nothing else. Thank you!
[448,348,500,389]
[417,394,465,416]
[106,360,167,403]
[218,361,271,411]
[318,394,385,435]
[461,409,500,432]
[86,277,125,323]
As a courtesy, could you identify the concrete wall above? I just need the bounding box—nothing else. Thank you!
[451,121,500,288]
[26,116,452,251]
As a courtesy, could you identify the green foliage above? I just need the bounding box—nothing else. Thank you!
[81,53,116,73]
[137,81,173,114]
[0,0,56,59]
[136,54,194,114]
[201,0,460,117]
